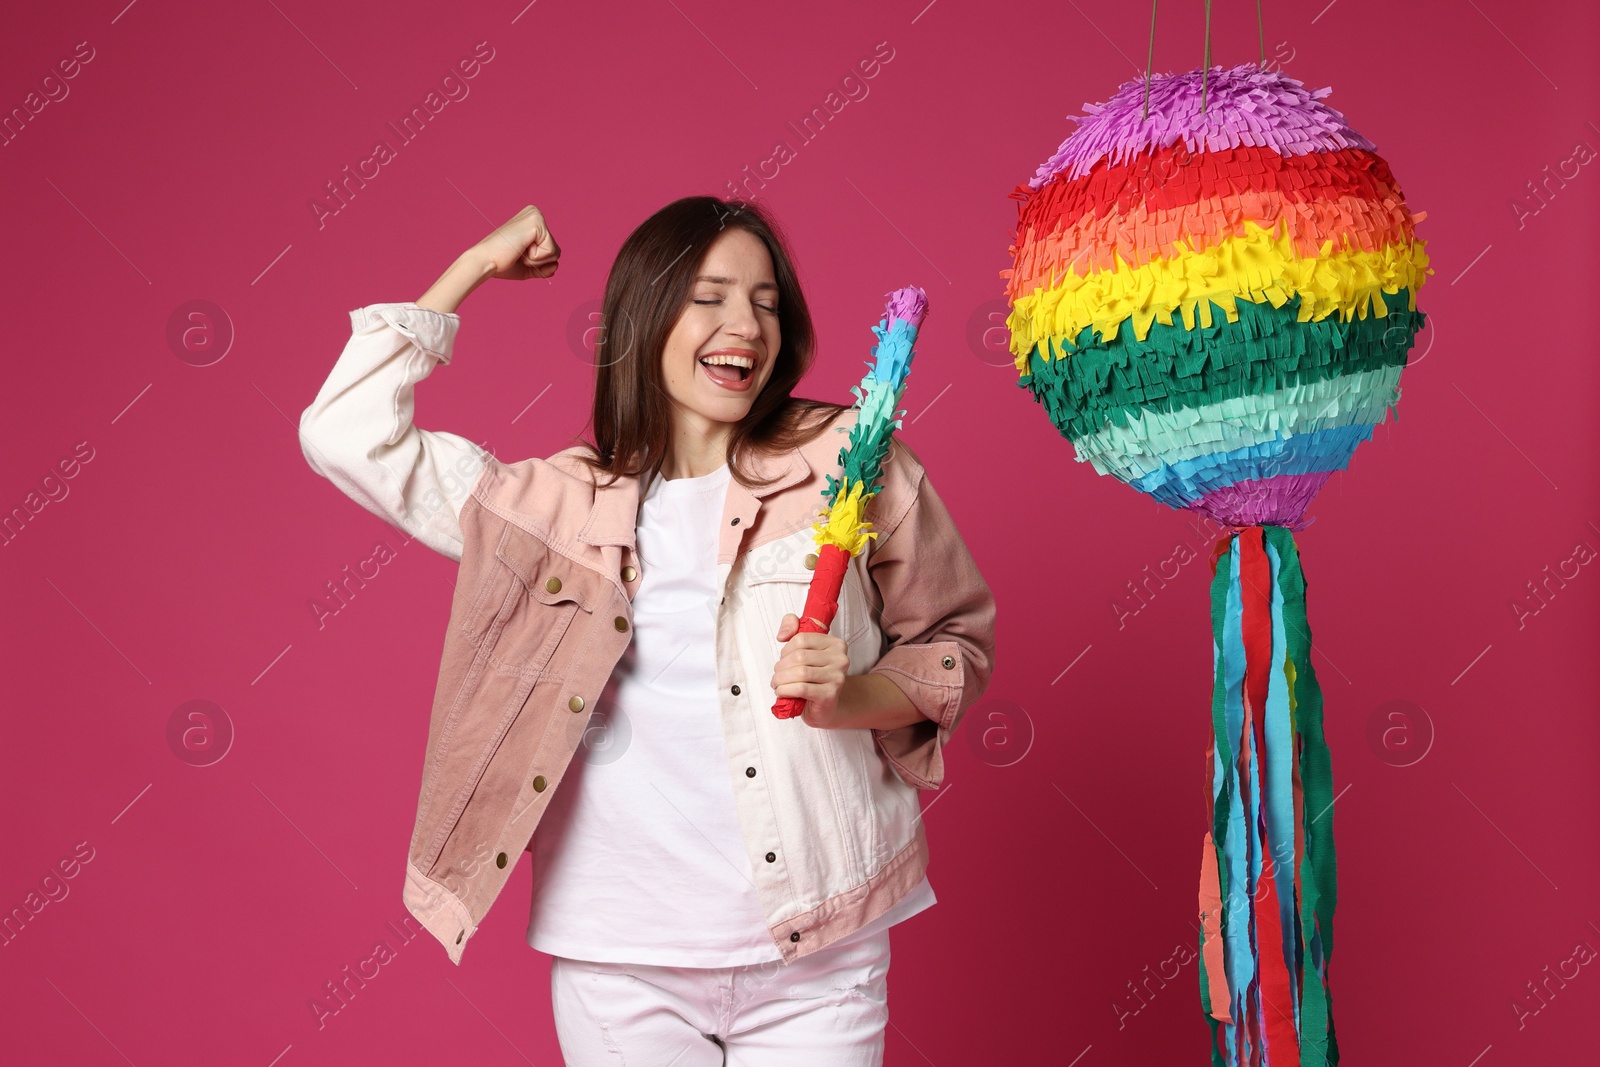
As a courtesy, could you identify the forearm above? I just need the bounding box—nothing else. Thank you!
[417,253,496,314]
[835,672,929,731]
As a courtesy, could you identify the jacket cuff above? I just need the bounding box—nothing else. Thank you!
[867,638,967,791]
[350,302,462,365]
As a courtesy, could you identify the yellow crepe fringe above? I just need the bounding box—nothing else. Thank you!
[811,477,879,557]
[1006,218,1432,372]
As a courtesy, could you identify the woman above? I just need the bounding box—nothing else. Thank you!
[298,196,996,1065]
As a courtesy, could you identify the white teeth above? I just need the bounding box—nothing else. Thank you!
[699,354,755,368]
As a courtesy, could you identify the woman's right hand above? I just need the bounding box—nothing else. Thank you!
[416,205,561,314]
[472,204,562,281]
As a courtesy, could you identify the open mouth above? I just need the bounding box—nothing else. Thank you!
[698,357,753,384]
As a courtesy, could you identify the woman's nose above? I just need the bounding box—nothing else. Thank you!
[724,301,761,337]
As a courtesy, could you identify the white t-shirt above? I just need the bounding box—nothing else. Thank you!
[526,461,934,966]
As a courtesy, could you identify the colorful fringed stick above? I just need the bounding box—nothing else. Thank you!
[771,286,927,720]
[1003,62,1432,1064]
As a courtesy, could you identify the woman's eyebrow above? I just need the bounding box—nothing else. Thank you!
[694,274,779,293]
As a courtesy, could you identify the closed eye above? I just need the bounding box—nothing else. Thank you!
[694,299,779,313]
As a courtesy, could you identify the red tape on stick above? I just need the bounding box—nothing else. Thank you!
[771,543,849,719]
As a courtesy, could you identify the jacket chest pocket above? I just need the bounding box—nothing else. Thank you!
[461,526,596,681]
[743,554,875,661]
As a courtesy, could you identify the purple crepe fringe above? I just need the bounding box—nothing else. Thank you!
[885,286,929,330]
[1190,471,1332,528]
[1027,62,1377,190]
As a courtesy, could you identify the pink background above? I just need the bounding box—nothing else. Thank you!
[3,0,1597,1063]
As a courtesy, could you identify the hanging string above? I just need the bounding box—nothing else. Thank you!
[1141,0,1158,122]
[1145,0,1270,120]
[1257,0,1265,66]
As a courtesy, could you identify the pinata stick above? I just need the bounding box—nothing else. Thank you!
[772,286,928,719]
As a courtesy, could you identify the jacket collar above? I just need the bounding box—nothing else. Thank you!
[577,444,813,551]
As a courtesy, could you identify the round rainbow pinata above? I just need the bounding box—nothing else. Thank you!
[1001,62,1432,1067]
[1004,61,1430,527]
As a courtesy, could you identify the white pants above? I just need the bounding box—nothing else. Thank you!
[549,928,891,1065]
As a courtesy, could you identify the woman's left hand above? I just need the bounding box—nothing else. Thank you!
[772,612,851,728]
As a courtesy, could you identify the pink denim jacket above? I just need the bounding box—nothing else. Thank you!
[298,302,997,965]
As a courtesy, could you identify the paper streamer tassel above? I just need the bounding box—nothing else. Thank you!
[1198,525,1338,1066]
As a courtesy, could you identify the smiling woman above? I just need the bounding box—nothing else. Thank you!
[658,233,790,474]
[573,196,849,493]
[301,193,996,1066]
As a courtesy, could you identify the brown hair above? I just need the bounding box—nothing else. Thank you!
[571,195,847,490]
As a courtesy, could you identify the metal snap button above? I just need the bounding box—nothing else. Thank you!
[622,565,638,582]
[941,655,956,669]
[496,852,507,869]
[545,576,562,594]
[745,766,756,777]
[569,694,585,713]
[533,775,547,792]
[765,851,776,863]
[614,616,629,632]
[731,684,741,696]
[730,517,740,526]
[804,553,817,569]
[789,931,800,942]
